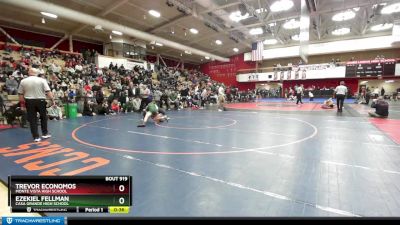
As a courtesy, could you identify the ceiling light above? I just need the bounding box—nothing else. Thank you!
[283,19,300,29]
[109,35,112,39]
[255,8,267,14]
[40,12,57,19]
[263,39,277,45]
[371,23,394,31]
[189,28,198,34]
[381,3,400,14]
[155,42,163,46]
[184,50,192,54]
[205,56,210,60]
[269,22,276,27]
[332,27,350,36]
[249,27,264,35]
[233,48,239,52]
[291,34,300,41]
[149,10,161,18]
[353,7,360,12]
[229,11,249,22]
[270,0,294,12]
[215,40,222,45]
[385,80,394,83]
[41,18,45,24]
[332,10,356,21]
[112,30,123,35]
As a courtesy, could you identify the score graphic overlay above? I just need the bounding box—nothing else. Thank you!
[8,176,132,214]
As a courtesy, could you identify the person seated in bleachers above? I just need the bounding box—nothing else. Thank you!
[321,98,335,109]
[122,97,134,113]
[368,97,389,118]
[67,89,76,102]
[4,101,27,127]
[1,46,238,115]
[5,75,19,95]
[47,103,63,120]
[309,91,314,101]
[110,99,120,115]
[132,96,141,112]
[96,102,109,115]
[82,98,95,116]
[168,90,179,110]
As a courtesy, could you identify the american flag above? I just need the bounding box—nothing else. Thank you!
[251,41,264,61]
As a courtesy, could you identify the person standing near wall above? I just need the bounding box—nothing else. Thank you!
[18,68,55,142]
[217,85,226,111]
[334,81,348,113]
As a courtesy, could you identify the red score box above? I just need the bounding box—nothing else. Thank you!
[12,183,130,195]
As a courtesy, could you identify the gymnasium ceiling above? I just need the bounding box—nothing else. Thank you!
[0,0,399,64]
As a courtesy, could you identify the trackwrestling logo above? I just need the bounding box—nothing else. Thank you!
[1,217,65,225]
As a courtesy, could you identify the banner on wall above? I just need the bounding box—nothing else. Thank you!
[237,64,346,82]
[345,59,397,77]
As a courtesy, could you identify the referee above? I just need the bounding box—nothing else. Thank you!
[18,68,55,142]
[334,81,348,112]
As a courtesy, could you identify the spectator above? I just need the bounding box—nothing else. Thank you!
[309,91,314,101]
[5,75,19,95]
[169,90,179,110]
[369,97,389,118]
[47,104,63,120]
[132,96,141,112]
[110,99,120,114]
[153,88,162,107]
[82,98,95,116]
[4,101,28,127]
[97,102,110,115]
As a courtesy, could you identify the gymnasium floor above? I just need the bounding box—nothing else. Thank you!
[1,99,400,217]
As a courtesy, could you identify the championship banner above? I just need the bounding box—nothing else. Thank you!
[237,63,346,82]
[345,59,398,77]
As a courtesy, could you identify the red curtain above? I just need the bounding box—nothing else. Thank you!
[200,54,256,90]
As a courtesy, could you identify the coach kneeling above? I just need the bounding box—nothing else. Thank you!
[368,96,389,118]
